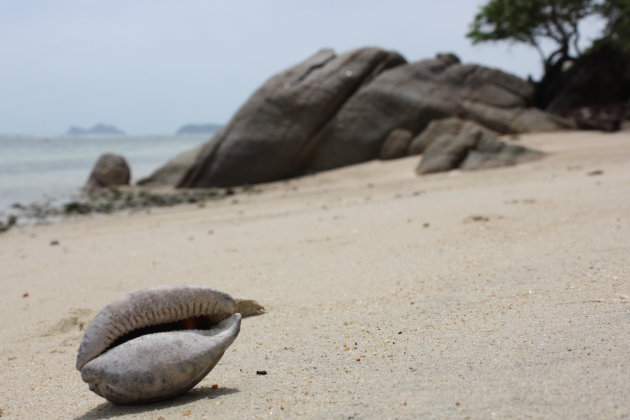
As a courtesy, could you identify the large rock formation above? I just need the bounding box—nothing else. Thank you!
[85,154,131,191]
[145,48,570,189]
[137,143,206,188]
[300,53,566,174]
[178,48,405,187]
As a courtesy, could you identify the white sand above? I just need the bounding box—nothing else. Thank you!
[0,130,628,419]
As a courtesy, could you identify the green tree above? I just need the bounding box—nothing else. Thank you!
[467,0,598,78]
[467,0,630,109]
[597,0,630,52]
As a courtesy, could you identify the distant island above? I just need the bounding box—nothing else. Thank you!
[176,123,222,135]
[67,124,125,136]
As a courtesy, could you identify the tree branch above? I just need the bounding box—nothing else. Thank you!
[528,34,548,69]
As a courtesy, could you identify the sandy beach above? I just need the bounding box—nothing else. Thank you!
[0,129,628,419]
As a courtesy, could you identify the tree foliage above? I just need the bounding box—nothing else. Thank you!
[597,0,630,52]
[467,0,630,74]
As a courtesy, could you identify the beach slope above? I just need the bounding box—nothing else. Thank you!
[0,129,628,419]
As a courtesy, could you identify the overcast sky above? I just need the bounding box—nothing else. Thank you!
[0,1,604,135]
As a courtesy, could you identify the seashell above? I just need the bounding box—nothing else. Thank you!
[76,286,241,404]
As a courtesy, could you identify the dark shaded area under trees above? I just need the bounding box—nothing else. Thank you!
[468,0,630,131]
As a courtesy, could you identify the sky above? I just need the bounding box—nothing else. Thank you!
[0,0,605,135]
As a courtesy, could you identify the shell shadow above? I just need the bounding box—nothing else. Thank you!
[74,387,239,420]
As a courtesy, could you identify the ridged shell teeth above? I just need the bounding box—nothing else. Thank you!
[76,286,236,370]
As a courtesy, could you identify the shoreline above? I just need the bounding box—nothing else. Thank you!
[1,186,246,228]
[0,129,628,419]
[0,133,211,216]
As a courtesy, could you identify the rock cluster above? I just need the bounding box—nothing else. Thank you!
[413,118,542,174]
[138,48,573,188]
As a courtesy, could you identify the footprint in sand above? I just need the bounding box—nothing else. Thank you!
[44,308,94,336]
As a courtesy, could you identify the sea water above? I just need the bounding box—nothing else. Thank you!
[0,134,210,214]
